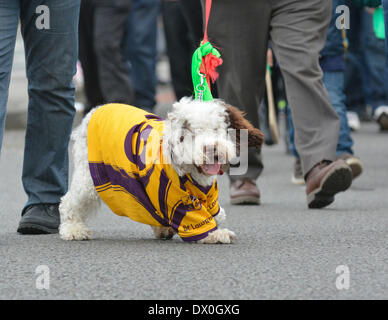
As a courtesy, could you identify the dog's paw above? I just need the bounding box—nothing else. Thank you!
[199,228,236,244]
[152,226,175,240]
[59,222,92,241]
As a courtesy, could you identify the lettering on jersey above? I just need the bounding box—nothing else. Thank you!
[208,199,218,211]
[191,216,214,230]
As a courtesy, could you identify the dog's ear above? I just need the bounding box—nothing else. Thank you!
[225,104,264,149]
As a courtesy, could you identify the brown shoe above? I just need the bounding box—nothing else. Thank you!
[230,179,260,205]
[306,160,352,209]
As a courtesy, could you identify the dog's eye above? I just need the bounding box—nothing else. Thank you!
[180,136,184,142]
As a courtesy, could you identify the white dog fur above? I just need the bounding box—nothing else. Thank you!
[59,98,263,244]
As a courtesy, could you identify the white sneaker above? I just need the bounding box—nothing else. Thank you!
[373,106,388,131]
[347,111,361,131]
[338,153,363,180]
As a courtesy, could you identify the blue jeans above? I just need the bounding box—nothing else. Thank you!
[383,0,388,95]
[344,5,388,114]
[0,0,80,213]
[124,0,159,112]
[289,71,354,158]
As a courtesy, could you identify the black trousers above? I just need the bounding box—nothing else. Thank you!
[79,0,103,110]
[162,0,200,100]
[79,0,133,113]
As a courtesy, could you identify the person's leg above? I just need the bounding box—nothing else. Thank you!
[0,1,19,154]
[322,71,354,157]
[206,0,271,184]
[180,0,203,45]
[286,106,299,159]
[384,0,388,92]
[376,0,388,130]
[78,0,104,114]
[324,70,363,178]
[270,0,339,176]
[125,0,158,111]
[270,0,352,208]
[161,0,194,100]
[288,70,361,180]
[94,3,133,105]
[384,0,388,84]
[344,3,367,118]
[19,0,80,213]
[288,68,358,182]
[286,107,305,185]
[362,9,388,113]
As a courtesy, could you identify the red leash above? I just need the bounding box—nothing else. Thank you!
[199,0,222,92]
[202,0,212,43]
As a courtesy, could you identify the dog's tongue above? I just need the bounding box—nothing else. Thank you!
[201,163,222,175]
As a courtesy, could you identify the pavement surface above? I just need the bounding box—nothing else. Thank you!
[1,33,387,300]
[1,120,387,300]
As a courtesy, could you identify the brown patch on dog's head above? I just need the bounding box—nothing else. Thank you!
[225,104,264,149]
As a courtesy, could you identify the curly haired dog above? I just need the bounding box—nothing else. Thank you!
[59,98,263,243]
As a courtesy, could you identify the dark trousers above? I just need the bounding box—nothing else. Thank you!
[124,0,159,112]
[79,0,104,110]
[384,0,388,95]
[162,0,202,100]
[205,0,339,178]
[79,0,133,113]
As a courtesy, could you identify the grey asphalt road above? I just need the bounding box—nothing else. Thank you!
[0,119,387,300]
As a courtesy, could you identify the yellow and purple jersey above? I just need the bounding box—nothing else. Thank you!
[87,104,220,241]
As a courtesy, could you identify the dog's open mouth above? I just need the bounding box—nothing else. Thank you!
[200,163,223,176]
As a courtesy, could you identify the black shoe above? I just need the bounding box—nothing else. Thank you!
[17,204,60,234]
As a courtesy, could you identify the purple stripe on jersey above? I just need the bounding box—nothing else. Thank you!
[145,114,163,121]
[170,202,187,232]
[158,169,170,221]
[181,226,218,242]
[124,122,146,165]
[124,123,153,171]
[89,163,110,186]
[89,162,169,227]
[179,175,189,191]
[189,175,212,194]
